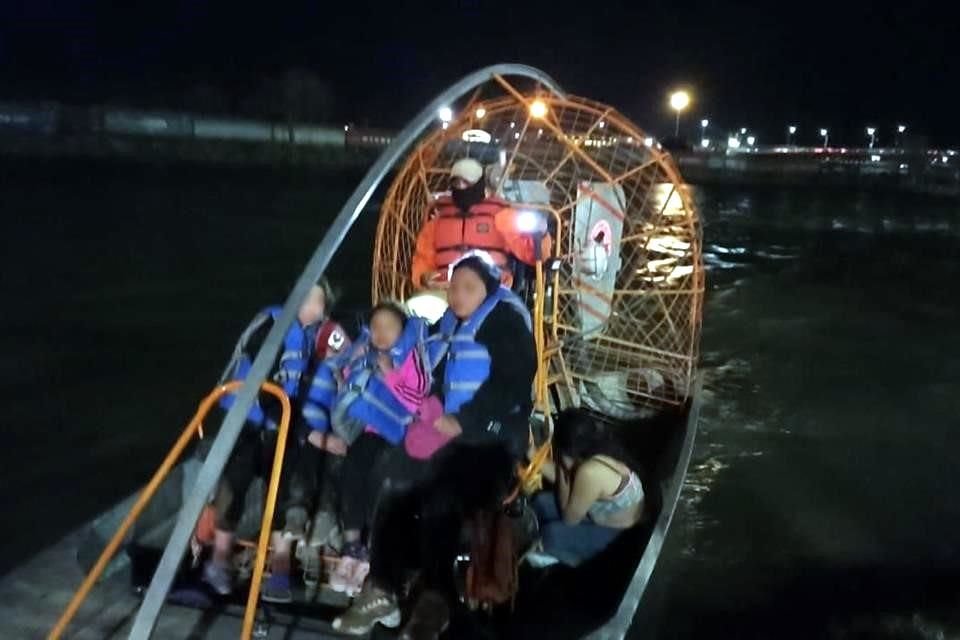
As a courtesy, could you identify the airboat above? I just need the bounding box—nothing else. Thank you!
[1,64,704,639]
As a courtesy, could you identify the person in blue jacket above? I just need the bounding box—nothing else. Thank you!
[203,276,347,603]
[334,253,538,637]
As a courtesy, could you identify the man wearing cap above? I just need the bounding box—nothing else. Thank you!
[411,158,550,290]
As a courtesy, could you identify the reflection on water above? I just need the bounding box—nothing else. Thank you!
[650,185,960,639]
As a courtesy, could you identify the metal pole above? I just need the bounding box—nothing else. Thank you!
[674,111,680,138]
[127,63,565,639]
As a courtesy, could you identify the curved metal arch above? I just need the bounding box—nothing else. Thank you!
[128,64,565,639]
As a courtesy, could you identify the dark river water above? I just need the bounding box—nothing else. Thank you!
[1,158,958,638]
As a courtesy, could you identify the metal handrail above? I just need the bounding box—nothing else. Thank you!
[48,381,290,640]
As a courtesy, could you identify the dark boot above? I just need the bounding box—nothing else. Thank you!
[400,589,450,640]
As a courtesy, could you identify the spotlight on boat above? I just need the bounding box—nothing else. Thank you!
[475,107,487,119]
[516,210,546,234]
[530,99,548,119]
[406,291,448,324]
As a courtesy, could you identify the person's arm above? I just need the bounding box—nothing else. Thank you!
[540,459,557,484]
[560,462,605,525]
[451,304,537,438]
[411,218,437,290]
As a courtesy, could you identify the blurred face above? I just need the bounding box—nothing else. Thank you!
[448,267,488,320]
[297,285,326,327]
[370,309,404,351]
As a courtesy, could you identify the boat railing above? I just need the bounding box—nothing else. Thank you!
[48,381,293,640]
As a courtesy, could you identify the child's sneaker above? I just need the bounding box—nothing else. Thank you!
[329,543,369,596]
[261,572,294,604]
[202,559,233,596]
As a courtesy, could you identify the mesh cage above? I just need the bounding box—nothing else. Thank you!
[373,76,703,418]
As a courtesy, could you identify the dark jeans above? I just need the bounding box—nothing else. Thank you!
[531,491,621,567]
[368,441,516,596]
[339,432,392,534]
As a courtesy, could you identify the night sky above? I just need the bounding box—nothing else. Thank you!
[1,0,956,146]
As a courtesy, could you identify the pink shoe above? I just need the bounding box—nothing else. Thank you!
[328,555,357,594]
[344,560,370,597]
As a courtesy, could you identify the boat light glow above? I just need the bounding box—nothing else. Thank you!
[530,100,548,119]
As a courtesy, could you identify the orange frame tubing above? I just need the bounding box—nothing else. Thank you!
[240,387,292,639]
[49,380,290,640]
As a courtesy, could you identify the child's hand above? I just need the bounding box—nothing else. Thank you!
[433,414,462,437]
[307,430,348,456]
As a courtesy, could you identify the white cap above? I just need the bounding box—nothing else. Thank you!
[450,158,484,185]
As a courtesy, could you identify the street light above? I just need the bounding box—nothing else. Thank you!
[896,124,907,148]
[746,135,756,147]
[669,90,690,137]
[866,126,876,149]
[438,106,453,123]
[740,127,747,135]
[475,107,486,119]
[788,125,797,145]
[820,128,829,148]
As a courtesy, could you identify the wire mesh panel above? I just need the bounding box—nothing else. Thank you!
[373,76,703,418]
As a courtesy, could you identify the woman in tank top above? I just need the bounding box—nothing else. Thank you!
[531,409,647,567]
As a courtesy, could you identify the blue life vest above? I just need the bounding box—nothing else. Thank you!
[219,306,318,431]
[427,287,532,414]
[317,317,429,444]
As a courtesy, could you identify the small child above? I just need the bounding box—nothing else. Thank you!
[327,301,430,595]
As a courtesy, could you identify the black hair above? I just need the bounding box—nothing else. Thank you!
[552,408,637,468]
[315,275,337,311]
[451,255,500,296]
[369,300,408,327]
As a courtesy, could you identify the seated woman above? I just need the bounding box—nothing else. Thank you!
[532,409,647,568]
[333,253,537,638]
[319,301,431,595]
[203,276,347,603]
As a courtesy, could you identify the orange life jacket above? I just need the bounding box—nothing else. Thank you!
[432,196,512,270]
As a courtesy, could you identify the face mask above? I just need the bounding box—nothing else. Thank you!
[451,179,485,212]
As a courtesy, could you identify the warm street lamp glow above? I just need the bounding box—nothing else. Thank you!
[669,90,690,137]
[529,99,548,119]
[475,107,486,119]
[669,90,690,112]
[438,106,453,123]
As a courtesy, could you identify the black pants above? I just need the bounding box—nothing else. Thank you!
[368,441,517,596]
[211,425,322,532]
[339,433,392,534]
